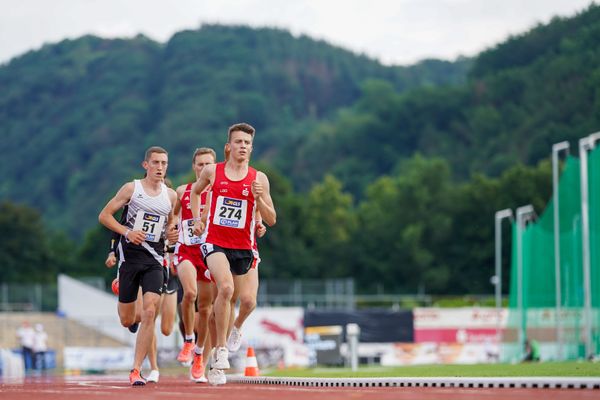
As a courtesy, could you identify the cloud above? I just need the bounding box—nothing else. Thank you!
[0,0,595,66]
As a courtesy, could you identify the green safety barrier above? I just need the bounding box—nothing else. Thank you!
[504,146,600,362]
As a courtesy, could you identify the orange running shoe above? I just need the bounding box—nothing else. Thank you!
[177,341,195,363]
[190,353,206,382]
[129,368,146,386]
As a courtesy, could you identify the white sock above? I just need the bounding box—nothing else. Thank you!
[185,334,194,342]
[195,346,203,355]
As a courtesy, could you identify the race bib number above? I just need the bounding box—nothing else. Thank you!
[132,210,165,242]
[200,243,214,258]
[213,196,247,229]
[182,218,202,246]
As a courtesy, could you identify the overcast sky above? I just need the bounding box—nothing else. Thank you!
[0,0,595,66]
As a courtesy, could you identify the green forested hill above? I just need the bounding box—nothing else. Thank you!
[0,25,469,236]
[283,4,600,195]
[3,6,600,293]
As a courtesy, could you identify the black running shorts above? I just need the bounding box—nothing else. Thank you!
[199,243,254,276]
[118,261,165,303]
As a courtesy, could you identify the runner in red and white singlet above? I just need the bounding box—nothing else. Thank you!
[176,183,211,281]
[173,148,217,382]
[190,123,276,385]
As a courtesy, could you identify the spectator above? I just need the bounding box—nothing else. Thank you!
[33,324,48,371]
[523,338,540,362]
[16,321,35,371]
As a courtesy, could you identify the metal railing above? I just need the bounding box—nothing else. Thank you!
[1,279,503,311]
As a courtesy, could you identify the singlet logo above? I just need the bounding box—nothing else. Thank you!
[242,188,249,196]
[144,214,160,222]
[220,189,228,193]
[223,198,242,207]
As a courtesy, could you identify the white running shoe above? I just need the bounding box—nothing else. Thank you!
[212,346,230,369]
[207,368,226,386]
[227,326,243,352]
[146,369,160,383]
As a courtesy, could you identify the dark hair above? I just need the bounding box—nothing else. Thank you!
[144,146,168,161]
[227,123,255,142]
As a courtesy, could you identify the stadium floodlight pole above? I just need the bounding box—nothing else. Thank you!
[494,208,513,349]
[579,131,600,359]
[516,205,535,353]
[552,140,570,361]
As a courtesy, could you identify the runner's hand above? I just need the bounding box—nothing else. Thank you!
[105,252,117,268]
[256,221,267,238]
[193,220,205,237]
[128,230,146,245]
[251,180,263,199]
[166,224,178,243]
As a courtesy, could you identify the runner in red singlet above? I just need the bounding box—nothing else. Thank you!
[174,148,217,382]
[190,123,276,385]
[220,144,266,353]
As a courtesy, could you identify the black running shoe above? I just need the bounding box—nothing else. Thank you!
[128,322,139,333]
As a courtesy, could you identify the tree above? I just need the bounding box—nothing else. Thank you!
[354,155,454,293]
[301,175,357,278]
[0,201,68,283]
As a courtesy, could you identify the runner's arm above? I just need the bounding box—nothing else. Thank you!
[252,171,276,226]
[173,184,186,217]
[98,182,135,237]
[190,164,214,220]
[166,188,179,243]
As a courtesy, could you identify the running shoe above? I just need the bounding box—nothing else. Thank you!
[212,346,230,369]
[177,341,195,363]
[227,326,242,352]
[128,322,139,333]
[190,353,205,382]
[146,369,159,383]
[207,368,226,386]
[129,368,146,386]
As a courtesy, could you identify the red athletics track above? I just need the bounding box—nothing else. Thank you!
[1,374,600,400]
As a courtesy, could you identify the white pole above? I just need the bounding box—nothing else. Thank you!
[552,141,569,361]
[495,209,513,348]
[346,323,360,372]
[579,132,600,359]
[516,205,534,355]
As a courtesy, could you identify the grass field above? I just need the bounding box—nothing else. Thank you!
[267,362,600,378]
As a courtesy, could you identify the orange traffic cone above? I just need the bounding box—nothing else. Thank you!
[244,347,259,376]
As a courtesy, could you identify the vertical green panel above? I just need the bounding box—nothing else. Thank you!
[588,147,600,354]
[559,157,582,309]
[506,154,587,360]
